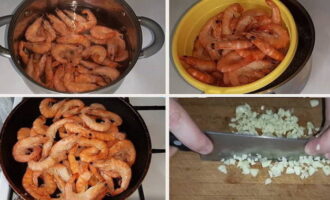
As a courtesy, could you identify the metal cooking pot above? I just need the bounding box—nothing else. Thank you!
[254,0,315,94]
[0,98,152,200]
[0,0,164,94]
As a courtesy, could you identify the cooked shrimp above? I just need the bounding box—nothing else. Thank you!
[92,67,120,82]
[47,163,71,183]
[258,23,290,49]
[222,3,243,35]
[109,140,136,166]
[180,56,216,72]
[106,34,126,60]
[266,0,282,24]
[25,17,46,42]
[53,65,68,92]
[55,9,77,31]
[64,174,107,200]
[246,34,285,61]
[17,127,31,140]
[43,20,57,42]
[90,103,106,110]
[79,60,100,70]
[192,38,211,60]
[90,25,117,40]
[64,123,117,141]
[63,65,99,93]
[214,39,253,50]
[39,98,66,118]
[32,115,48,135]
[102,58,120,68]
[82,45,107,64]
[83,107,123,126]
[45,56,54,88]
[47,14,71,36]
[22,169,52,200]
[33,171,57,195]
[24,42,52,54]
[57,34,91,48]
[93,159,132,196]
[25,55,34,77]
[54,99,85,120]
[33,54,47,83]
[64,10,87,23]
[51,44,82,65]
[84,34,108,45]
[198,16,222,61]
[78,9,97,32]
[186,68,215,84]
[217,51,254,72]
[18,41,29,64]
[76,170,92,193]
[80,112,111,132]
[236,48,265,60]
[78,137,108,162]
[42,118,73,158]
[235,15,256,33]
[12,135,46,162]
[115,49,129,62]
[75,73,104,84]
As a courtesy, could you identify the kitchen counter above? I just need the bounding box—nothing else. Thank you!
[170,0,330,94]
[0,0,165,94]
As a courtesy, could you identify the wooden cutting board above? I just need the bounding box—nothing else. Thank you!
[170,98,330,200]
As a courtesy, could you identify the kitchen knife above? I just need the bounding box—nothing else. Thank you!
[170,131,311,161]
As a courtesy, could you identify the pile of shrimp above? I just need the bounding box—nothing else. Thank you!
[180,0,290,87]
[18,8,128,93]
[12,98,136,200]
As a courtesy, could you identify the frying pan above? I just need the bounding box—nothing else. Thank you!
[0,98,152,200]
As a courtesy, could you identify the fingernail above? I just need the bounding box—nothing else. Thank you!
[199,140,213,155]
[305,144,313,155]
[325,153,330,159]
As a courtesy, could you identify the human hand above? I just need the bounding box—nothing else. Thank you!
[305,99,330,158]
[170,99,213,156]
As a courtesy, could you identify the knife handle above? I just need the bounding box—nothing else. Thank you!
[170,132,191,151]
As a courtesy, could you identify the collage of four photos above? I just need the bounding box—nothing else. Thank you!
[0,0,329,199]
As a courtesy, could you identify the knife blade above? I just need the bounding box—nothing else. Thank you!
[200,131,309,161]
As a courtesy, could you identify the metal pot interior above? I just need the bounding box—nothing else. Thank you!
[9,0,142,92]
[0,98,152,200]
[254,0,315,93]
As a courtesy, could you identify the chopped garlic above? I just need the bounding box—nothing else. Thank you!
[250,169,259,177]
[265,178,272,185]
[218,165,227,174]
[323,166,330,176]
[310,100,320,108]
[229,104,318,138]
[218,154,330,185]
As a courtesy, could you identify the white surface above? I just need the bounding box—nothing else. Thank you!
[0,97,165,200]
[170,0,330,94]
[0,0,165,94]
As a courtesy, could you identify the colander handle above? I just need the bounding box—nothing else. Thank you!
[0,15,12,58]
[138,16,164,58]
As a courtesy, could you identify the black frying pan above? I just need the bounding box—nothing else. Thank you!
[0,98,152,200]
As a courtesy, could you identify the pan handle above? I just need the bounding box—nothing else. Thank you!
[138,16,164,59]
[170,132,191,151]
[0,15,12,58]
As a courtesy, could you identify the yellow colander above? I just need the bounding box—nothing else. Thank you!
[172,0,298,94]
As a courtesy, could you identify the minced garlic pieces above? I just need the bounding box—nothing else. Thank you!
[218,154,330,184]
[229,104,319,138]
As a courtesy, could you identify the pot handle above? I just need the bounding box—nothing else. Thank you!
[0,15,12,58]
[138,16,164,58]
